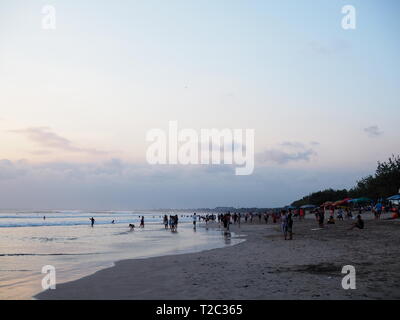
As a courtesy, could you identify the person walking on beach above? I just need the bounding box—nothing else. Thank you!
[315,209,324,228]
[222,213,230,233]
[318,209,325,228]
[287,211,293,240]
[314,209,319,221]
[346,208,353,219]
[299,208,305,220]
[264,212,269,224]
[90,217,95,227]
[375,203,383,220]
[281,211,289,240]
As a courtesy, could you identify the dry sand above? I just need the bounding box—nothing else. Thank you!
[36,215,400,300]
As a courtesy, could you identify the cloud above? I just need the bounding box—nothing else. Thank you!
[280,141,306,149]
[257,148,316,165]
[257,141,317,165]
[364,126,383,138]
[0,159,28,180]
[10,127,107,155]
[0,158,367,209]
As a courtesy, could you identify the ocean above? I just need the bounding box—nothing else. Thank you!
[0,210,242,299]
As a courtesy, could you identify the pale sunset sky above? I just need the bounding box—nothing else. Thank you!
[0,0,399,209]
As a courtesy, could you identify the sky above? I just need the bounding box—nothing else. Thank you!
[0,0,399,209]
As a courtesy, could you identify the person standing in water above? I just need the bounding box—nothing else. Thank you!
[163,215,168,229]
[140,216,144,228]
[89,217,95,227]
[193,213,197,229]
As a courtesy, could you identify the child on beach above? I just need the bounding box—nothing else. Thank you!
[337,209,344,221]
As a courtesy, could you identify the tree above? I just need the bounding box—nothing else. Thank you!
[291,155,400,206]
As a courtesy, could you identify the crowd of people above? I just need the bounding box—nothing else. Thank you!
[207,204,397,240]
[85,202,399,240]
[163,214,179,232]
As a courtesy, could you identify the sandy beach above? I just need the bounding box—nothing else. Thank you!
[36,215,400,300]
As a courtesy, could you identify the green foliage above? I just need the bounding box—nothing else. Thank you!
[291,155,400,206]
[349,155,400,199]
[291,189,348,207]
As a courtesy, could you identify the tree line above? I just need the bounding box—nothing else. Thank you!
[291,155,400,207]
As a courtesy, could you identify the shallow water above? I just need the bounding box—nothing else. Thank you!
[0,210,242,299]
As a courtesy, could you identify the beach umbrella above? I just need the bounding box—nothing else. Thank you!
[387,194,400,201]
[349,197,372,203]
[332,198,352,207]
[321,201,333,207]
[285,205,296,209]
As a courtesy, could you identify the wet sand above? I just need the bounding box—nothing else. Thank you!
[36,216,400,300]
